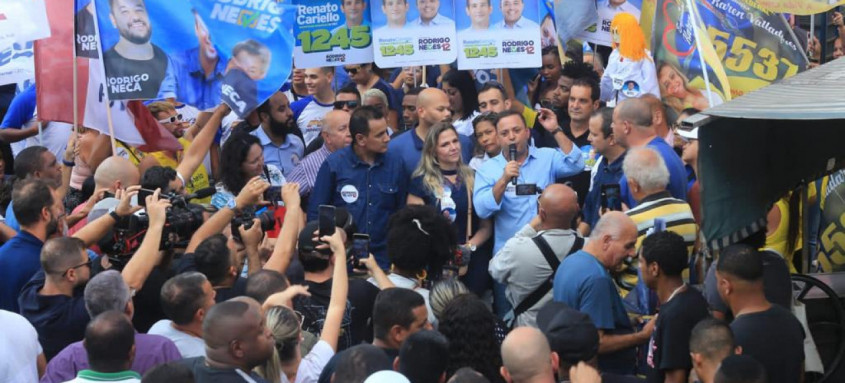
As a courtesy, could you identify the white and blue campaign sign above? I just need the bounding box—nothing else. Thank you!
[0,41,34,87]
[294,0,373,68]
[93,0,294,117]
[576,0,642,47]
[455,0,541,70]
[370,0,457,67]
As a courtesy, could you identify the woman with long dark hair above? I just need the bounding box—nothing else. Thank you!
[210,131,285,209]
[407,123,493,296]
[441,70,479,137]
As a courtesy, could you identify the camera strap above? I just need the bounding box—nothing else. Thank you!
[511,234,584,324]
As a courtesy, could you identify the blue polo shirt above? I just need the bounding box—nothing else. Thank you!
[620,137,687,208]
[553,250,636,374]
[4,202,19,232]
[251,127,305,177]
[18,270,90,360]
[473,145,584,254]
[169,46,228,111]
[0,230,44,312]
[307,147,407,268]
[582,153,627,229]
[387,128,475,180]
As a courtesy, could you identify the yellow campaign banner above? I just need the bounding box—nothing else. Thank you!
[740,0,845,16]
[652,0,807,113]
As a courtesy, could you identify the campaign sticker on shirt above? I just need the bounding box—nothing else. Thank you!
[341,184,359,203]
[440,188,457,222]
[505,184,517,196]
[621,81,641,97]
[612,76,624,90]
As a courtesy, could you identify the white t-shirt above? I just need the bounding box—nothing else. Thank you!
[368,274,436,325]
[452,111,480,137]
[11,120,73,161]
[147,319,206,358]
[291,96,333,147]
[0,310,42,383]
[280,340,335,383]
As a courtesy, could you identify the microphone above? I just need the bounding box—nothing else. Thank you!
[509,144,517,186]
[184,187,216,201]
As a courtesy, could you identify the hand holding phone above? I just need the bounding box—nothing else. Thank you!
[319,205,336,237]
[601,184,622,211]
[352,234,370,260]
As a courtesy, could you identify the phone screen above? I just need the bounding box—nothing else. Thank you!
[319,205,336,237]
[601,184,622,211]
[352,234,370,259]
[138,188,155,208]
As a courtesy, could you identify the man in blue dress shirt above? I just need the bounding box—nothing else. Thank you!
[251,92,306,177]
[388,88,473,180]
[170,10,228,111]
[308,106,407,268]
[612,97,687,208]
[474,108,584,317]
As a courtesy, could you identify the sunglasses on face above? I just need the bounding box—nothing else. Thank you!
[158,114,183,124]
[333,100,358,109]
[63,259,93,277]
[345,66,361,75]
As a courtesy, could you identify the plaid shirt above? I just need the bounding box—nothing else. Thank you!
[287,145,332,197]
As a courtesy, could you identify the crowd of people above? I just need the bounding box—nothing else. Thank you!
[0,41,824,383]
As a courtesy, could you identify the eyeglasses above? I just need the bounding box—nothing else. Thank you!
[157,114,183,124]
[63,259,92,277]
[333,100,358,109]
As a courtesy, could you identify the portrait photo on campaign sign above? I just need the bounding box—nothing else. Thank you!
[370,0,457,67]
[455,0,541,70]
[93,0,294,117]
[293,0,374,68]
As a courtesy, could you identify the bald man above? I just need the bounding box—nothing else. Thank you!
[500,327,559,383]
[182,298,274,382]
[612,98,687,208]
[287,110,353,198]
[388,88,474,180]
[490,184,583,327]
[639,94,676,145]
[553,212,653,375]
[75,156,143,232]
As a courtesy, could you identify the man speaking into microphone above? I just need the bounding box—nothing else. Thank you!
[473,108,583,318]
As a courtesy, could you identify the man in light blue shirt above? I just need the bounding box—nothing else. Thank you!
[251,92,306,176]
[474,109,583,254]
[474,109,583,317]
[494,0,540,29]
[408,0,455,27]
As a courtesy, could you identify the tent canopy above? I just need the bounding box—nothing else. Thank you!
[698,59,845,250]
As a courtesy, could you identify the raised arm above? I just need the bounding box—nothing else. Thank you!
[317,229,348,351]
[72,186,143,247]
[185,176,268,252]
[175,104,230,189]
[121,189,171,291]
[263,183,302,274]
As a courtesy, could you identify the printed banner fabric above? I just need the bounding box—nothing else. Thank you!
[456,0,542,70]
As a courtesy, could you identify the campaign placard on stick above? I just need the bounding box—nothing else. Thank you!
[576,0,642,47]
[93,0,294,117]
[370,0,457,67]
[294,0,374,68]
[455,0,541,70]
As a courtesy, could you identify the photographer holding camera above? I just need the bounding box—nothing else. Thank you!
[181,180,305,302]
[473,109,584,318]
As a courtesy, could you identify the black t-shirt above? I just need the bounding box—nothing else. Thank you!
[216,276,248,303]
[131,266,174,333]
[646,287,710,383]
[181,356,269,383]
[294,278,379,351]
[557,124,591,207]
[730,305,805,383]
[103,44,168,100]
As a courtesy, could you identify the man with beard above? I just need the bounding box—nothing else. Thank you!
[103,0,175,100]
[251,91,306,176]
[170,10,227,111]
[0,179,66,312]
